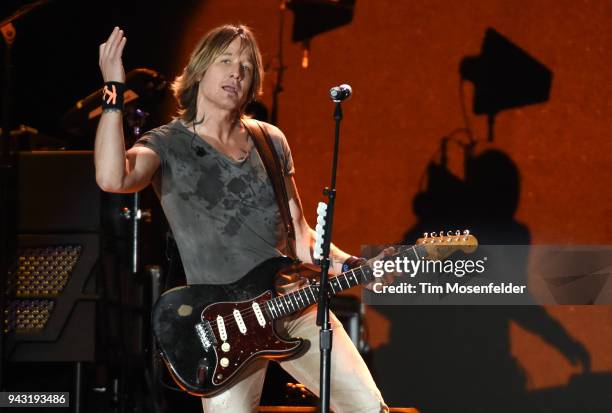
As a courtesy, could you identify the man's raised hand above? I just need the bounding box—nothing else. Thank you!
[99,26,127,83]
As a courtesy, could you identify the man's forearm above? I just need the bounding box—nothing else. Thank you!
[94,111,127,191]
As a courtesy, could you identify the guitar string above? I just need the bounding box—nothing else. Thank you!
[204,235,472,332]
[203,243,427,330]
[206,237,471,332]
[205,268,363,330]
[203,263,374,331]
[203,243,421,330]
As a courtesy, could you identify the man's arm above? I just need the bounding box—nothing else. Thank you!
[94,26,160,193]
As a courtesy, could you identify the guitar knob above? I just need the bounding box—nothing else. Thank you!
[220,357,229,368]
[221,342,230,352]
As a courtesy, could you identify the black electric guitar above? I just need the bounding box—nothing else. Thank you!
[152,231,478,396]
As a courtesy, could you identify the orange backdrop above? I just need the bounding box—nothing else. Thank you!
[166,0,611,395]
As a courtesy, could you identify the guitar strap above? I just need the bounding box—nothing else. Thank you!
[242,118,298,261]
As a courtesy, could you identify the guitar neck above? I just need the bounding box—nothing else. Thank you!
[264,245,424,320]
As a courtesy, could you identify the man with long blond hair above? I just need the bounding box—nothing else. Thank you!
[95,24,388,412]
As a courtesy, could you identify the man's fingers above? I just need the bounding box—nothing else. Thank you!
[116,36,127,57]
[109,34,126,59]
[104,27,121,58]
[105,26,119,46]
[383,246,396,257]
[99,43,106,63]
[106,29,123,58]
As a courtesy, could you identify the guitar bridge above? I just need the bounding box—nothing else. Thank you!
[195,321,216,351]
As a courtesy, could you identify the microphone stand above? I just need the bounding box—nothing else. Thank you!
[316,100,344,413]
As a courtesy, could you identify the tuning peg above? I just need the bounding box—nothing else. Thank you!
[431,232,437,238]
[423,232,429,239]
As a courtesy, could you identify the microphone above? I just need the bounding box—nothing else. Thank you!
[329,84,352,102]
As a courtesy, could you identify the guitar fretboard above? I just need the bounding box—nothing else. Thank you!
[264,244,426,320]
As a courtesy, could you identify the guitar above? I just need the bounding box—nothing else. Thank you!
[152,230,478,396]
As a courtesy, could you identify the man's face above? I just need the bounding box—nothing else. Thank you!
[198,37,254,112]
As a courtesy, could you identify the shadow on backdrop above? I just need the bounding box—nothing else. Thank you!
[459,28,552,142]
[369,28,610,413]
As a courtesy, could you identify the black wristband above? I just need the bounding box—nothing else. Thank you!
[342,256,367,272]
[102,81,125,111]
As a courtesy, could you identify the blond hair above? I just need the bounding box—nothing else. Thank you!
[172,24,264,122]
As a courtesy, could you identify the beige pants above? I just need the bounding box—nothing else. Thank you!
[202,307,388,413]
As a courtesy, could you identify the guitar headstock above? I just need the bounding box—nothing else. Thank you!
[415,230,478,260]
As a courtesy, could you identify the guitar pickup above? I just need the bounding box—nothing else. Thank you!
[195,321,217,351]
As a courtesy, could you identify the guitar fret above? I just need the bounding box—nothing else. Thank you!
[279,298,287,315]
[266,301,276,319]
[307,286,317,302]
[360,266,373,283]
[274,298,284,316]
[289,293,300,311]
[329,279,337,294]
[293,293,302,310]
[350,270,359,285]
[286,294,296,312]
[355,267,363,283]
[343,272,351,289]
[297,289,307,306]
[292,293,304,310]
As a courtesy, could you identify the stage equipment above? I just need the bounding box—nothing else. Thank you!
[460,28,552,141]
[269,1,355,124]
[329,84,352,102]
[286,0,356,68]
[4,151,150,412]
[313,81,354,413]
[0,124,67,150]
[287,0,355,41]
[61,68,166,139]
[0,0,52,391]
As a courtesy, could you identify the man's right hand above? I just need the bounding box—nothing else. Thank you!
[99,27,127,83]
